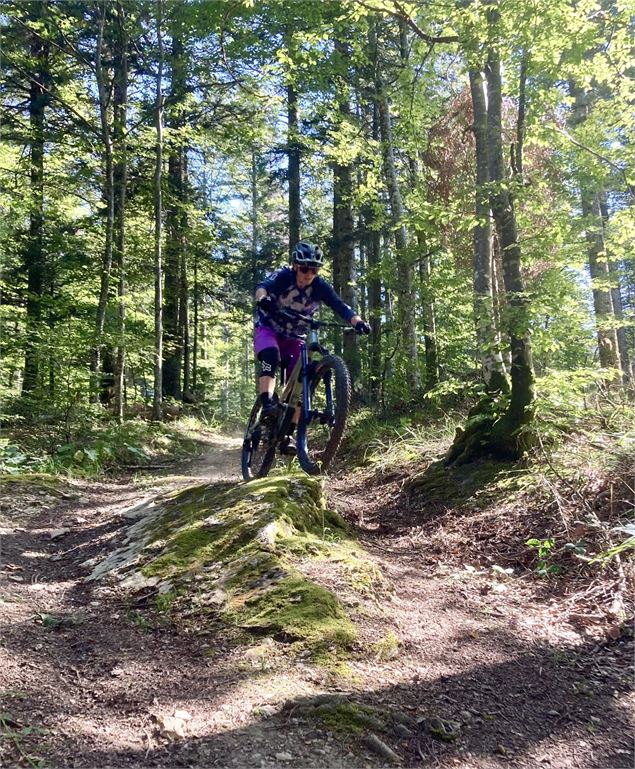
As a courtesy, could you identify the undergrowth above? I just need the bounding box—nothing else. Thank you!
[0,414,204,477]
[338,375,635,630]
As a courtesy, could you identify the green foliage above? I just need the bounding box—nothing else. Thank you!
[1,0,633,452]
[340,407,457,470]
[525,537,561,577]
[0,417,199,477]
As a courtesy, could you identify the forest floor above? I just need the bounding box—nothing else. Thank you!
[0,430,633,769]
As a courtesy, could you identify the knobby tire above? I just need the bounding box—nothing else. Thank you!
[297,355,350,475]
[241,398,277,480]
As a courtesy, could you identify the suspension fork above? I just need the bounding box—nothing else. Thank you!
[301,342,312,420]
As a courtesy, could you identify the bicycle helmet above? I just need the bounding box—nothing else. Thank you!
[292,242,325,268]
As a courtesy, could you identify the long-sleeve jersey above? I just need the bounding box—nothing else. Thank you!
[256,266,355,338]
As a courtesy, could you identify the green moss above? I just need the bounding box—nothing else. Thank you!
[372,631,402,660]
[230,575,356,647]
[315,702,386,734]
[0,473,63,491]
[128,474,362,652]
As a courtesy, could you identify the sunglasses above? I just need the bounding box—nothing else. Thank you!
[298,265,318,275]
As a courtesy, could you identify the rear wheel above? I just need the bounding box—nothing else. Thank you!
[241,399,277,480]
[297,355,350,475]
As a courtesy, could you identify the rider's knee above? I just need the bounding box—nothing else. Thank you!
[257,346,280,378]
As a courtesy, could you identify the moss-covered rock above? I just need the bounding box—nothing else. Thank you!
[88,474,360,652]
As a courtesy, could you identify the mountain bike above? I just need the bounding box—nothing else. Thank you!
[241,308,355,479]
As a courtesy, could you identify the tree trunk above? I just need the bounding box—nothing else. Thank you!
[332,39,360,388]
[485,45,535,444]
[364,101,382,404]
[180,191,191,402]
[407,151,440,392]
[152,0,164,422]
[287,82,301,254]
[468,68,509,395]
[582,191,620,370]
[416,234,440,390]
[448,10,535,464]
[372,27,420,393]
[113,1,128,422]
[92,5,115,403]
[599,193,630,381]
[251,149,259,285]
[163,24,187,399]
[192,252,199,394]
[22,0,49,395]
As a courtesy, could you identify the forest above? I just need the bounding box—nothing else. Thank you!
[0,0,632,444]
[0,1,634,767]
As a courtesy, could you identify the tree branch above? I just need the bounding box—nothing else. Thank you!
[553,125,634,198]
[2,53,99,136]
[355,0,459,44]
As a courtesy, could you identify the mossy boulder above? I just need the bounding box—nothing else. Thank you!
[88,474,357,651]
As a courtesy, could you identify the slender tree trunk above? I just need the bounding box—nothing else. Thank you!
[407,151,440,391]
[332,39,360,387]
[287,82,301,253]
[251,149,259,285]
[372,27,420,393]
[23,0,49,394]
[92,5,115,403]
[152,1,164,422]
[180,212,190,400]
[599,193,631,381]
[358,214,367,320]
[364,101,382,404]
[485,43,535,440]
[582,191,620,370]
[468,68,509,395]
[113,1,128,422]
[192,252,199,394]
[416,235,440,390]
[163,24,187,399]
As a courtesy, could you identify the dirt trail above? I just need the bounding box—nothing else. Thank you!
[0,436,633,769]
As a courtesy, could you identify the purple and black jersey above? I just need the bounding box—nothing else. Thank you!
[256,266,355,338]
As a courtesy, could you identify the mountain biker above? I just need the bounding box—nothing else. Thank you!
[254,242,370,454]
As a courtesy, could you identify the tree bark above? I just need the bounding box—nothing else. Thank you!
[332,38,361,388]
[163,23,187,399]
[582,191,620,370]
[364,101,382,404]
[152,0,164,422]
[92,3,115,403]
[599,193,631,381]
[113,1,128,422]
[22,0,49,395]
[287,82,301,253]
[372,26,420,393]
[468,68,509,395]
[416,235,440,390]
[485,44,535,442]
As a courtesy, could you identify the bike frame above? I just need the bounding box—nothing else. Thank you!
[278,326,334,436]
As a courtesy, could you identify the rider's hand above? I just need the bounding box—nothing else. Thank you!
[257,295,275,313]
[355,320,371,335]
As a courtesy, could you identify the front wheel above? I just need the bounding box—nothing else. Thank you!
[297,355,351,475]
[241,399,277,480]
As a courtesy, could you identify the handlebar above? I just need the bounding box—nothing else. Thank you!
[274,306,354,332]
